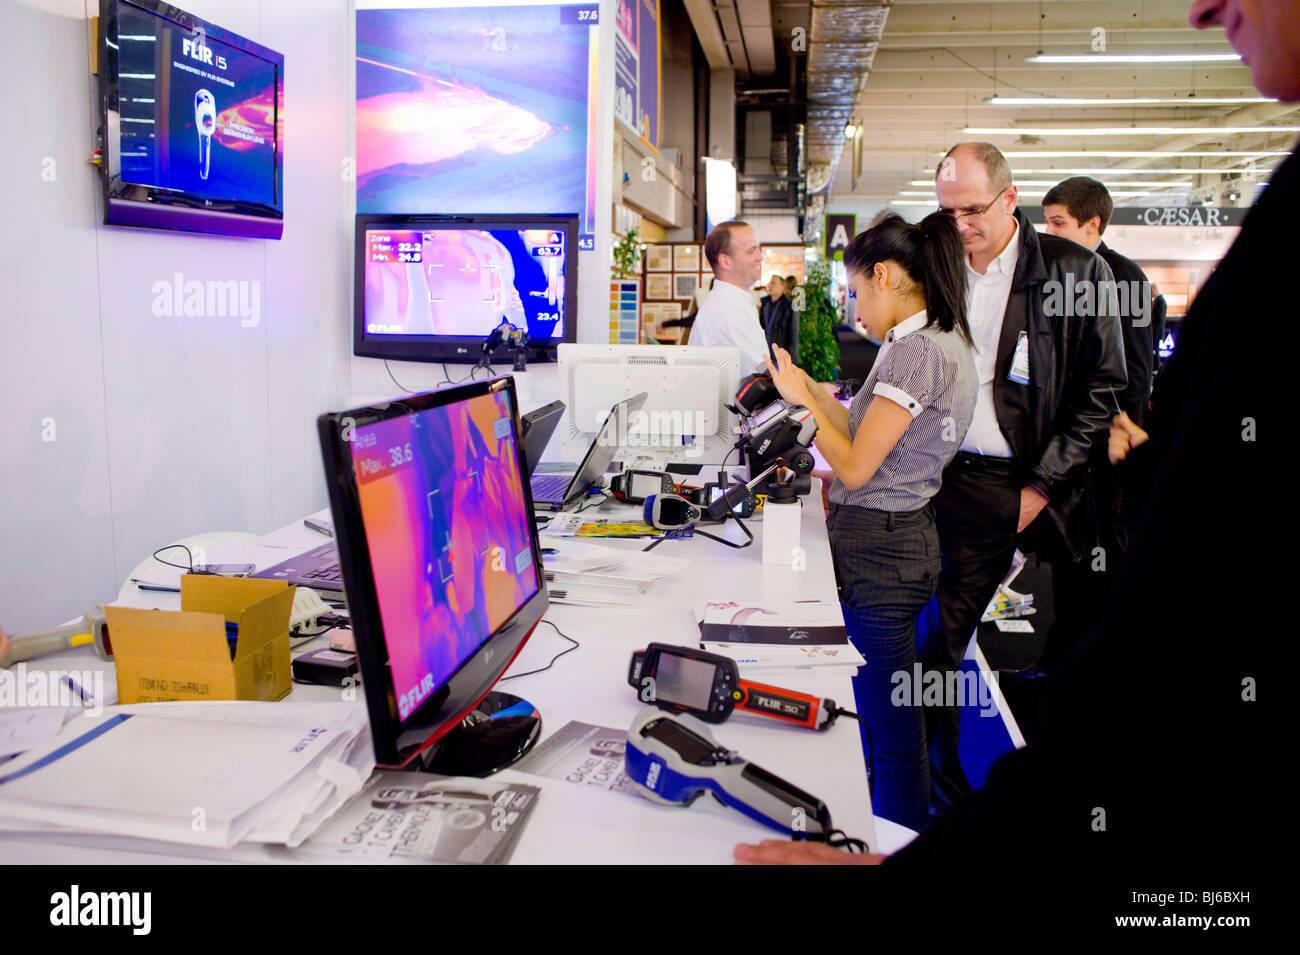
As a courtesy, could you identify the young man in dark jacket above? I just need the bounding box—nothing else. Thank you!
[1041,176,1161,672]
[1043,176,1157,424]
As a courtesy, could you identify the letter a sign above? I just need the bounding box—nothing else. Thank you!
[824,214,856,261]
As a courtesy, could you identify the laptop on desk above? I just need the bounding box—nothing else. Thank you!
[520,399,564,477]
[253,395,612,587]
[253,541,344,595]
[530,392,647,509]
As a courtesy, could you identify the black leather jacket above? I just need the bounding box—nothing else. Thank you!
[994,208,1127,562]
[760,295,797,362]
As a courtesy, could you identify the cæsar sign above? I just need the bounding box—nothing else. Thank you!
[1115,206,1248,227]
[1025,205,1247,227]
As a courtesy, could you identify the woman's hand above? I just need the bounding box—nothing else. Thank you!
[764,345,813,408]
[1109,411,1150,465]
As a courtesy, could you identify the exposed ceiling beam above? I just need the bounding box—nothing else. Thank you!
[683,0,734,71]
[737,0,777,75]
[715,1,752,77]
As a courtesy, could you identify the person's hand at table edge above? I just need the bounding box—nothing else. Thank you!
[734,839,887,865]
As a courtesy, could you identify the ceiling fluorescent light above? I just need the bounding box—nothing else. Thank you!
[910,179,1193,188]
[901,190,1185,200]
[964,151,1289,158]
[923,167,1274,176]
[1025,53,1241,64]
[985,96,1273,106]
[964,126,1300,136]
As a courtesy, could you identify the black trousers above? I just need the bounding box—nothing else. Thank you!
[827,503,941,833]
[1040,461,1123,673]
[922,452,1022,810]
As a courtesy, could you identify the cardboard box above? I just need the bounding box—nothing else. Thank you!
[105,575,295,704]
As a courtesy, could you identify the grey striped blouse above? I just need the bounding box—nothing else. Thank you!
[827,311,977,513]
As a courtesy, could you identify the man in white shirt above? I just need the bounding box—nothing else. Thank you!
[922,142,1125,814]
[688,220,770,373]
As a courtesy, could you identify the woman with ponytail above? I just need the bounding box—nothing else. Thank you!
[765,212,977,833]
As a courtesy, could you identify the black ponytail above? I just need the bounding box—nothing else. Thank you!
[841,212,972,343]
[916,211,971,342]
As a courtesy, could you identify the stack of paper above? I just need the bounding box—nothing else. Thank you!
[542,541,689,608]
[981,588,1036,622]
[0,706,83,765]
[700,600,865,672]
[294,772,541,865]
[0,701,374,849]
[981,550,1036,622]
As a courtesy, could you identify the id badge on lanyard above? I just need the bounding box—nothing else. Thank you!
[1008,331,1031,385]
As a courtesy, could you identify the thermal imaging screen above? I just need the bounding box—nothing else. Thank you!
[350,391,539,721]
[355,1,599,244]
[363,227,567,342]
[114,2,279,207]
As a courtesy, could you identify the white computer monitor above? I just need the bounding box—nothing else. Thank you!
[556,343,742,466]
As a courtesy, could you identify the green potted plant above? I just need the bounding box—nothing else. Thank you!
[612,227,642,279]
[795,260,841,382]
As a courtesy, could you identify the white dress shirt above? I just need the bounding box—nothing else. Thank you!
[959,219,1020,457]
[688,279,770,374]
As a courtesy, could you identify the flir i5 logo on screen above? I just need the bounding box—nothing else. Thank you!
[183,36,227,71]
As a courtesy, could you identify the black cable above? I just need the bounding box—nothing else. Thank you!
[574,490,609,514]
[152,544,195,572]
[830,705,874,795]
[693,513,753,549]
[498,619,580,682]
[384,359,415,395]
[642,511,753,551]
[720,443,739,473]
[903,45,1051,100]
[798,829,872,854]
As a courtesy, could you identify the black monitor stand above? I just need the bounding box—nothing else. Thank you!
[418,692,541,777]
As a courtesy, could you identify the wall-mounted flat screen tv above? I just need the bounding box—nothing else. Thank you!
[98,0,284,239]
[354,214,578,364]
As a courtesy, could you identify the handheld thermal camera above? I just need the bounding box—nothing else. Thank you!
[628,643,840,731]
[623,708,834,838]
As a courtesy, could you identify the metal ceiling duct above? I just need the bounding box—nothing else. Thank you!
[806,1,890,195]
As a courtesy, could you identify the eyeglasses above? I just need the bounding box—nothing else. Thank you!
[938,185,1009,223]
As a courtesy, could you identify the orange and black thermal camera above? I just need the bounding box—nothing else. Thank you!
[627,643,836,731]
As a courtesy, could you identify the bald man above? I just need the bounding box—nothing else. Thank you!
[923,141,1126,812]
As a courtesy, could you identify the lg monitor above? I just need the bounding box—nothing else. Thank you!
[317,376,548,773]
[97,0,285,238]
[354,214,578,364]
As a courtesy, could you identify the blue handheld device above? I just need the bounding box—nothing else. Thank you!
[623,708,833,837]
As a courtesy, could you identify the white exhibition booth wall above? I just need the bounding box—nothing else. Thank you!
[0,0,618,633]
